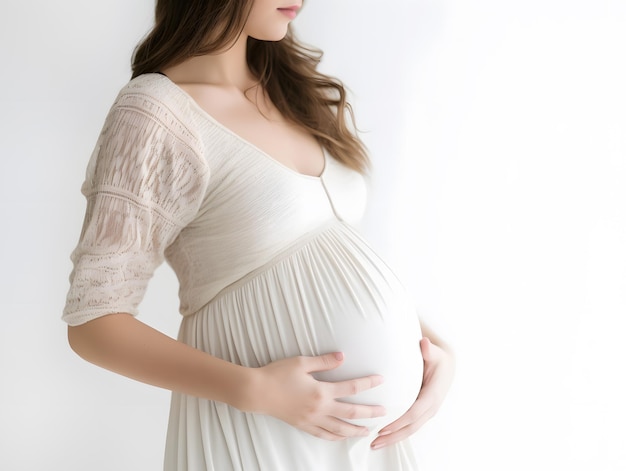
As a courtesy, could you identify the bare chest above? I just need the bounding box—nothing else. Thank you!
[181,84,325,177]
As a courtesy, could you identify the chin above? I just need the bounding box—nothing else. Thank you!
[249,25,290,42]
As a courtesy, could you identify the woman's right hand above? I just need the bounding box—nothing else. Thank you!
[245,352,385,440]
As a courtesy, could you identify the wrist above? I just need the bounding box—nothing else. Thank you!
[228,365,264,413]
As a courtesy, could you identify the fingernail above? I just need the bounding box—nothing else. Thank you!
[334,352,344,361]
[371,443,383,450]
[378,430,391,436]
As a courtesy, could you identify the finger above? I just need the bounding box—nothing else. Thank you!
[318,416,371,438]
[301,424,346,441]
[378,400,433,436]
[419,337,432,360]
[330,400,387,421]
[371,422,420,449]
[378,403,418,434]
[420,337,444,363]
[304,352,344,373]
[332,374,384,398]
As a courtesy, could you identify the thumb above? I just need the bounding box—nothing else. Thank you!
[421,337,444,364]
[305,352,344,373]
[420,337,433,362]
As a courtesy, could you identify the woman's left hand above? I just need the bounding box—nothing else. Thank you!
[370,336,455,449]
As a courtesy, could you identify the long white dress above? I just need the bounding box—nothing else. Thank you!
[63,73,424,470]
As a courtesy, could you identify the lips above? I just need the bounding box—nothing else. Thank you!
[277,5,301,19]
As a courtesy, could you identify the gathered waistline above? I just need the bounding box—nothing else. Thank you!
[195,220,344,311]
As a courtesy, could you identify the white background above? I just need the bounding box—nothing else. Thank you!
[1,0,625,470]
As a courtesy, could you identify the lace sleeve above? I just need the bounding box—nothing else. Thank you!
[62,92,209,326]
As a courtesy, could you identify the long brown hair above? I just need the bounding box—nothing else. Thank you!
[132,0,369,173]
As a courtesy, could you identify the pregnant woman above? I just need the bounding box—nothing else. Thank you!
[63,1,455,470]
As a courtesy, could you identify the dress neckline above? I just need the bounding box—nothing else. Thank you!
[152,73,328,181]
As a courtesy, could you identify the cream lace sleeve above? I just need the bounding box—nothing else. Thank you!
[62,92,209,326]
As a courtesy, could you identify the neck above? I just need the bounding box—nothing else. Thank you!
[162,34,256,92]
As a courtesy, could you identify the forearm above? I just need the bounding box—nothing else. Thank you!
[67,313,253,409]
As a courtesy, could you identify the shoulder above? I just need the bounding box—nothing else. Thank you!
[110,74,201,146]
[84,74,210,222]
[98,73,208,172]
[116,73,185,110]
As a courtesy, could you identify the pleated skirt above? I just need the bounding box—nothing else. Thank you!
[164,222,423,471]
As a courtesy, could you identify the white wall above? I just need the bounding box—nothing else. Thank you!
[1,1,625,470]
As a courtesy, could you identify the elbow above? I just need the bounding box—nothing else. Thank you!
[65,313,132,364]
[67,324,90,360]
[66,317,106,362]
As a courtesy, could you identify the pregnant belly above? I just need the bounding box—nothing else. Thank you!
[312,298,423,429]
[305,224,424,428]
[181,222,424,430]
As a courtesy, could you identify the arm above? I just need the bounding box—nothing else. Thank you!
[371,320,455,449]
[68,313,385,440]
[68,313,251,407]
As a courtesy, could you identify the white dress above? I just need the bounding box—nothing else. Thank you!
[63,74,423,470]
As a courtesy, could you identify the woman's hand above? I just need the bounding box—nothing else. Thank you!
[248,352,386,441]
[370,337,455,449]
